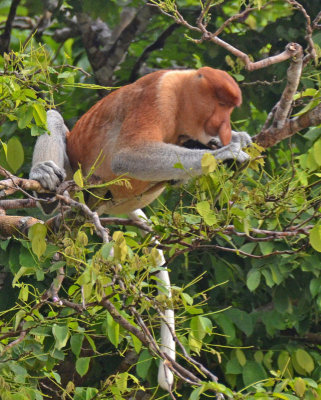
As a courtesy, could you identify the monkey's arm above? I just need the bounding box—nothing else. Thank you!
[30,110,70,190]
[111,139,250,181]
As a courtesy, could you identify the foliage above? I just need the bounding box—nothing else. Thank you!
[0,0,321,399]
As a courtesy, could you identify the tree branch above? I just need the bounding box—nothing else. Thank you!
[269,44,303,129]
[150,1,303,71]
[255,102,321,148]
[0,0,21,54]
[130,23,179,82]
[0,215,42,238]
[76,5,156,86]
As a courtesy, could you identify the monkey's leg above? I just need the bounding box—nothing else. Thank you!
[30,110,72,214]
[129,209,175,392]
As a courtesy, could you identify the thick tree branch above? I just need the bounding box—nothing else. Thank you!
[0,198,36,210]
[0,215,42,238]
[255,102,321,148]
[130,23,179,82]
[0,0,21,54]
[269,44,303,129]
[76,5,156,86]
[0,166,45,195]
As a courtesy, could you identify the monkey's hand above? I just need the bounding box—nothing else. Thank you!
[29,160,66,191]
[208,131,252,149]
[212,141,250,163]
[231,130,252,147]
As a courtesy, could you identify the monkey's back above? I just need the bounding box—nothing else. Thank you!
[66,71,170,212]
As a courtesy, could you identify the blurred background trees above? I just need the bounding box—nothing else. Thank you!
[1,1,321,399]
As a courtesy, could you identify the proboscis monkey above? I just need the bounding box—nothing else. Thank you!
[30,66,251,391]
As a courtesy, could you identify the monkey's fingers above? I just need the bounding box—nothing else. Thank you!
[29,161,66,191]
[231,131,253,147]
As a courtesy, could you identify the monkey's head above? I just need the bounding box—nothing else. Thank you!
[196,67,242,146]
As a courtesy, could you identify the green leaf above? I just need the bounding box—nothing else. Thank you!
[76,357,90,377]
[188,331,202,355]
[28,223,47,259]
[130,333,142,354]
[240,242,256,254]
[242,361,267,387]
[262,269,275,288]
[196,201,217,226]
[190,316,206,340]
[17,105,33,129]
[31,125,47,136]
[226,308,253,336]
[294,349,314,374]
[293,88,318,99]
[274,287,291,314]
[116,372,128,393]
[294,377,306,397]
[246,269,261,291]
[14,309,25,331]
[226,358,242,374]
[259,241,274,255]
[307,150,318,172]
[189,386,203,400]
[309,225,321,252]
[214,314,236,343]
[313,139,321,166]
[0,139,8,157]
[12,394,29,400]
[106,312,120,348]
[73,168,84,188]
[12,267,34,287]
[19,246,36,268]
[19,284,29,302]
[76,269,91,285]
[254,351,264,363]
[201,152,217,174]
[82,282,93,301]
[6,136,24,173]
[63,38,74,58]
[136,349,152,379]
[293,98,319,117]
[277,351,293,378]
[101,242,114,259]
[9,363,28,384]
[32,103,47,127]
[273,394,300,400]
[235,349,246,366]
[52,324,70,350]
[181,292,193,306]
[71,333,84,358]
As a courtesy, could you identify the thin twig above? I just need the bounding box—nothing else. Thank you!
[55,193,110,243]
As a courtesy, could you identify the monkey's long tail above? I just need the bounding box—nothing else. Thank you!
[156,266,176,391]
[128,209,175,392]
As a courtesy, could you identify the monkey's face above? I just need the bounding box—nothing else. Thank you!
[203,103,234,146]
[196,67,242,146]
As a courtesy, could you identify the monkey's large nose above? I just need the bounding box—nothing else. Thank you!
[218,122,232,146]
